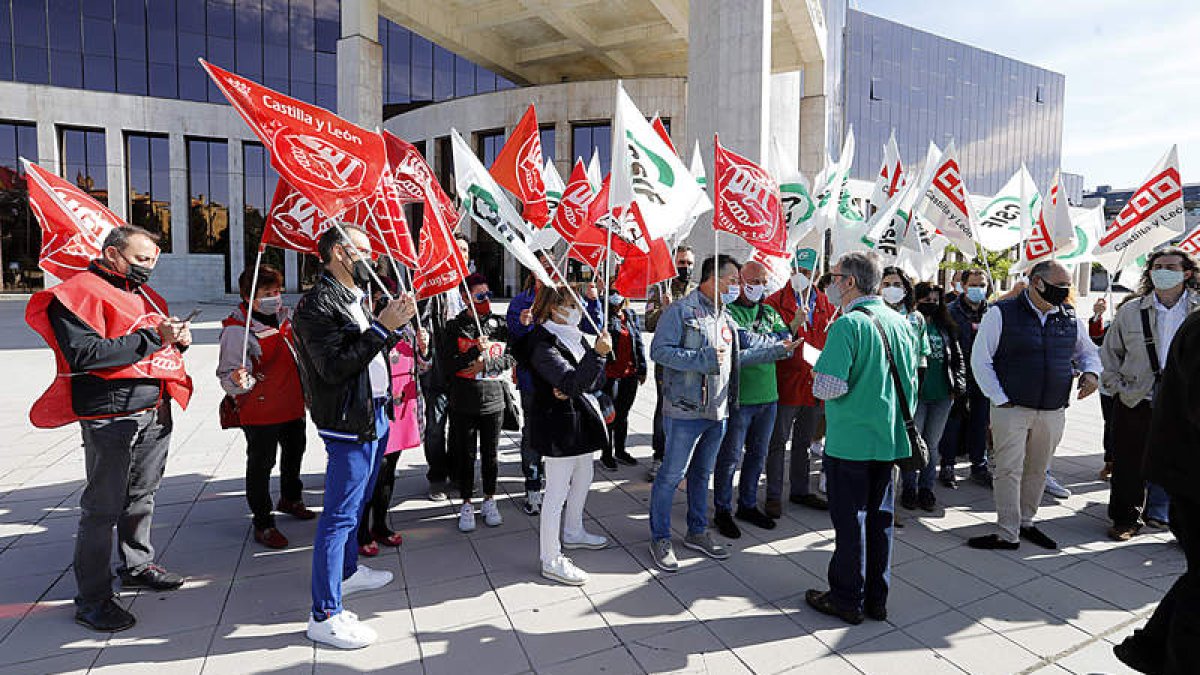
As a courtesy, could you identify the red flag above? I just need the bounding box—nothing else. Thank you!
[712,135,786,256]
[343,167,418,268]
[613,206,675,298]
[489,105,549,227]
[24,160,125,280]
[383,131,451,209]
[650,115,676,154]
[262,180,329,255]
[201,59,386,220]
[569,176,635,269]
[552,160,594,242]
[413,201,469,300]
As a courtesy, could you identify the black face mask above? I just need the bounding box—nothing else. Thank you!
[676,266,692,283]
[916,302,937,317]
[125,263,153,287]
[342,257,373,290]
[1036,279,1069,306]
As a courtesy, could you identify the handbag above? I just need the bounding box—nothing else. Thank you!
[501,382,522,431]
[854,307,930,473]
[218,394,242,430]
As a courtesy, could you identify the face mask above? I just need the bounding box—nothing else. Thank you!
[608,292,624,306]
[743,284,766,303]
[791,273,811,293]
[916,302,937,317]
[1151,268,1185,290]
[676,266,692,283]
[124,262,153,287]
[965,286,987,304]
[256,294,283,314]
[558,306,582,327]
[826,279,845,308]
[881,286,907,306]
[720,284,740,305]
[467,260,477,273]
[1035,278,1070,306]
[343,255,373,289]
[474,300,492,316]
[953,282,964,294]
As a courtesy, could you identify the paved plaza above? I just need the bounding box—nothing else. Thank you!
[0,296,1181,674]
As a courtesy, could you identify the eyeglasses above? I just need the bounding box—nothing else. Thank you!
[472,291,493,302]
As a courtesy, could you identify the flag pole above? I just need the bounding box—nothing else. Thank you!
[603,226,612,332]
[327,217,395,301]
[548,260,602,335]
[239,245,266,370]
[460,278,486,337]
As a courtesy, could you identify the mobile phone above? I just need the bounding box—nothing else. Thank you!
[181,308,202,323]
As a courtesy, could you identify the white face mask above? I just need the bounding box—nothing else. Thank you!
[720,283,741,305]
[826,278,845,308]
[743,284,766,303]
[791,273,811,293]
[256,294,283,314]
[557,306,582,327]
[881,286,907,306]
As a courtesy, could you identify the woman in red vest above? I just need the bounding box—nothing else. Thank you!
[217,264,313,549]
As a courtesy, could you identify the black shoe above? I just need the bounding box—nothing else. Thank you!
[938,467,958,489]
[119,564,185,591]
[75,597,136,632]
[967,534,1019,550]
[1113,637,1164,675]
[900,487,918,511]
[735,506,777,530]
[789,493,829,510]
[714,510,741,539]
[917,488,937,512]
[865,604,888,622]
[1019,526,1058,550]
[614,451,638,466]
[970,470,994,488]
[599,455,618,470]
[805,589,863,625]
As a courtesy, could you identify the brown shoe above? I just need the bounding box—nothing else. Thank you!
[254,527,289,549]
[277,498,316,520]
[764,498,782,519]
[1108,524,1140,542]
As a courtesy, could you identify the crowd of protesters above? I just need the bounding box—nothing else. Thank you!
[25,223,1198,671]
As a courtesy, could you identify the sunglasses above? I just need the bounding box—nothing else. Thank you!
[472,291,493,302]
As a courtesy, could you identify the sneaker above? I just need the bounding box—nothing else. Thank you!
[458,503,476,532]
[562,531,608,550]
[1144,518,1169,530]
[428,484,448,502]
[900,487,918,511]
[647,459,661,482]
[683,531,730,560]
[599,454,618,470]
[939,466,958,489]
[342,565,393,597]
[522,490,542,516]
[254,527,289,549]
[615,451,638,466]
[481,498,503,527]
[276,498,316,520]
[735,506,777,530]
[713,510,741,539]
[307,610,377,649]
[763,498,783,519]
[1099,461,1114,482]
[967,534,1019,550]
[541,555,588,586]
[917,488,937,512]
[970,469,994,488]
[1108,524,1141,542]
[649,539,679,572]
[805,589,863,625]
[119,564,184,591]
[790,493,828,510]
[1043,473,1071,499]
[75,597,136,632]
[1019,526,1058,550]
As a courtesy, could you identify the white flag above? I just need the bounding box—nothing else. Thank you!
[912,140,977,251]
[1095,145,1186,271]
[587,150,602,194]
[609,85,709,241]
[975,165,1038,252]
[673,140,714,246]
[543,158,565,223]
[451,129,554,287]
[814,127,856,233]
[1057,202,1106,265]
[865,142,940,258]
[770,138,818,249]
[870,130,905,209]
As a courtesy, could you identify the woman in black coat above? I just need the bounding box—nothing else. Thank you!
[600,287,648,469]
[521,283,613,586]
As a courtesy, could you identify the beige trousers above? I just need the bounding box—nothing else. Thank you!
[989,405,1066,543]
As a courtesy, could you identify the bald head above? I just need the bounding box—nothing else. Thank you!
[739,260,770,304]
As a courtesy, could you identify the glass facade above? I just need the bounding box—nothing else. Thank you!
[476,129,505,167]
[572,122,611,175]
[378,18,513,106]
[242,141,284,277]
[539,125,555,163]
[60,127,108,205]
[125,132,171,251]
[187,138,230,290]
[0,121,38,291]
[843,9,1065,195]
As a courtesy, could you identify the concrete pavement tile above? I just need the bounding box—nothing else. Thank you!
[1053,639,1142,675]
[892,556,999,608]
[557,543,653,594]
[508,596,619,668]
[203,620,314,673]
[417,616,531,675]
[490,568,588,614]
[658,564,763,621]
[779,653,863,674]
[904,609,1041,675]
[960,591,1092,659]
[721,543,810,602]
[1008,576,1133,637]
[399,538,485,586]
[838,628,967,675]
[706,603,834,673]
[537,645,643,675]
[467,528,537,577]
[314,635,422,673]
[935,543,1042,591]
[882,578,952,627]
[0,539,74,580]
[628,623,751,674]
[93,624,217,674]
[587,581,696,643]
[219,567,313,624]
[0,600,108,666]
[592,512,653,548]
[408,573,505,633]
[122,578,230,637]
[774,591,894,653]
[0,648,99,675]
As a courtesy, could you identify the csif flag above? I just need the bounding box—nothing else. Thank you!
[23,159,124,280]
[712,134,786,256]
[200,59,386,220]
[1020,170,1074,268]
[489,104,550,227]
[975,165,1038,252]
[650,115,676,154]
[543,158,566,223]
[1095,145,1186,269]
[769,137,817,249]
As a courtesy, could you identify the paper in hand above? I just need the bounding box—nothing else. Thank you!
[802,343,822,366]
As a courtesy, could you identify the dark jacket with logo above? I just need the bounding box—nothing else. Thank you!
[292,274,398,442]
[992,296,1078,410]
[440,309,514,415]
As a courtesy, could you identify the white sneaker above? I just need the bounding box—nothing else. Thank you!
[307,610,377,649]
[458,503,476,532]
[562,530,608,550]
[541,555,588,586]
[481,498,503,527]
[818,472,827,494]
[1044,473,1072,499]
[810,441,825,458]
[342,565,392,597]
[522,490,542,515]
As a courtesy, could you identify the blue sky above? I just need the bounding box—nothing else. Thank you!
[852,0,1199,190]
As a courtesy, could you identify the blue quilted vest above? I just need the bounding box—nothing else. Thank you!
[993,295,1077,410]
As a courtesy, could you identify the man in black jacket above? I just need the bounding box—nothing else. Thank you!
[1113,310,1200,674]
[292,225,415,650]
[938,268,994,488]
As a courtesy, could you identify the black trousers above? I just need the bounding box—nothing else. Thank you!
[604,375,640,459]
[450,409,503,500]
[652,365,665,461]
[1125,498,1200,674]
[422,382,455,484]
[242,417,306,530]
[1100,392,1115,462]
[1108,400,1153,527]
[359,451,400,545]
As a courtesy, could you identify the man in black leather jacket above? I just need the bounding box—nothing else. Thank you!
[291,224,415,650]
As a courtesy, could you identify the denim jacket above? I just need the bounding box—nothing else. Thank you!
[650,290,783,420]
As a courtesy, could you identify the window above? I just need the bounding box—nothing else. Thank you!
[242,142,285,279]
[0,121,40,290]
[476,129,505,168]
[187,138,230,291]
[59,127,107,205]
[539,125,555,163]
[1035,84,1045,104]
[126,133,172,252]
[571,122,611,175]
[435,135,453,197]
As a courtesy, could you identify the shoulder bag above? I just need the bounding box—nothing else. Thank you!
[854,307,929,472]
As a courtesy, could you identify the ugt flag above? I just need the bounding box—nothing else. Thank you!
[712,135,786,257]
[24,159,124,280]
[489,104,550,227]
[413,199,469,300]
[551,160,595,242]
[342,166,418,268]
[1095,145,1186,269]
[201,59,386,220]
[262,179,412,263]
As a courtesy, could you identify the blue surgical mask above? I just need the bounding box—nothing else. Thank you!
[965,286,987,304]
[608,292,624,306]
[256,294,283,314]
[1151,268,1185,290]
[720,284,741,305]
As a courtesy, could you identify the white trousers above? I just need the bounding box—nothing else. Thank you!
[540,454,593,564]
[989,405,1066,542]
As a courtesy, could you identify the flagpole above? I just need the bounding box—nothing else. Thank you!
[548,260,602,335]
[326,217,395,301]
[603,226,612,332]
[460,278,486,337]
[240,246,266,370]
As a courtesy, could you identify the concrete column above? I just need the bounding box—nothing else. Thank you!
[284,250,299,292]
[104,126,127,221]
[36,122,58,175]
[228,139,245,292]
[168,133,189,254]
[684,0,771,262]
[555,119,571,178]
[338,0,382,130]
[799,61,828,178]
[769,71,802,173]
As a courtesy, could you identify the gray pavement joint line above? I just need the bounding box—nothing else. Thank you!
[197,513,253,674]
[1016,605,1156,675]
[461,520,536,674]
[0,564,73,649]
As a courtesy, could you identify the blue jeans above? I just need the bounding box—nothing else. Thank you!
[650,416,727,541]
[903,398,954,492]
[714,402,777,512]
[939,387,990,474]
[311,401,389,621]
[825,455,895,613]
[1146,483,1171,524]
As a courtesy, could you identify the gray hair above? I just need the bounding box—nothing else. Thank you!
[1028,259,1066,281]
[837,251,882,295]
[101,225,159,252]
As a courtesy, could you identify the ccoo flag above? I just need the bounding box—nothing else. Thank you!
[913,140,976,251]
[1095,146,1186,269]
[712,135,786,256]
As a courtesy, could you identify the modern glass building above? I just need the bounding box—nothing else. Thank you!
[842,9,1065,196]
